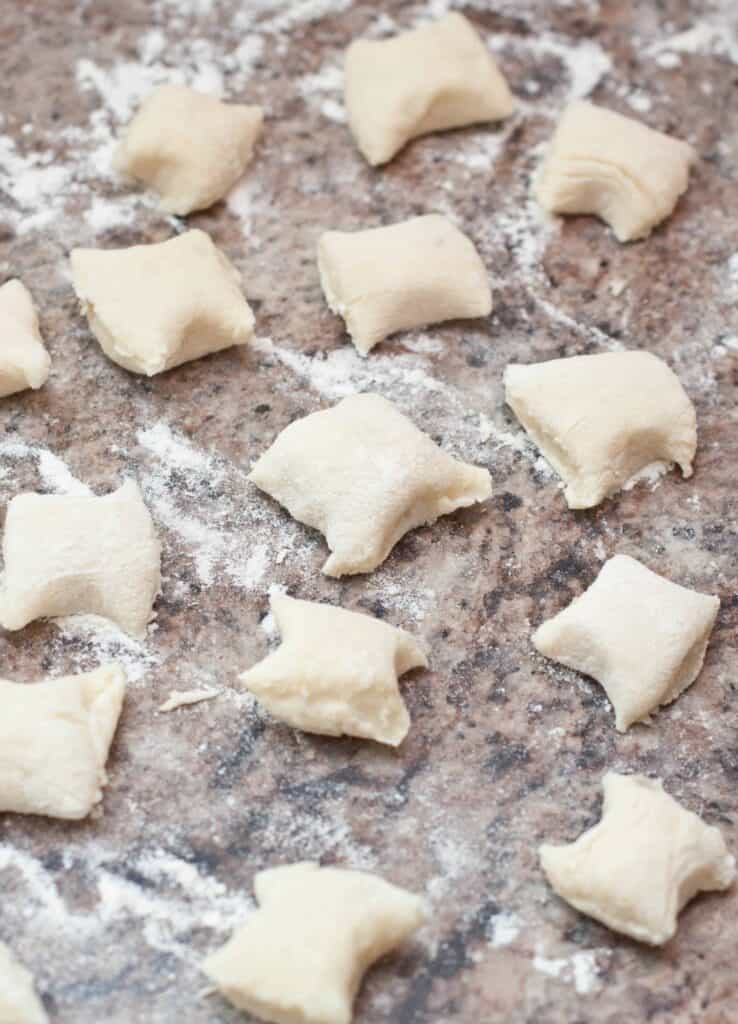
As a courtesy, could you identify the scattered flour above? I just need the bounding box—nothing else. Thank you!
[647,21,738,66]
[533,946,603,994]
[486,910,522,947]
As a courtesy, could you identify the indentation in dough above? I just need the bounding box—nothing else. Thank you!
[0,279,51,397]
[533,554,719,731]
[0,478,161,637]
[534,100,695,241]
[248,392,492,576]
[240,593,427,745]
[540,773,735,945]
[318,214,492,355]
[0,943,48,1024]
[115,84,263,215]
[504,350,696,509]
[202,862,425,1024]
[345,12,514,166]
[0,664,126,820]
[70,229,255,376]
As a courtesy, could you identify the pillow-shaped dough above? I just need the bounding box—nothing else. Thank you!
[533,554,719,731]
[114,84,263,215]
[0,664,126,820]
[249,393,492,576]
[240,593,427,745]
[0,479,160,638]
[0,943,47,1024]
[70,229,255,376]
[540,772,735,945]
[318,214,492,355]
[504,350,696,509]
[203,862,425,1024]
[0,279,51,397]
[345,12,514,166]
[535,101,696,242]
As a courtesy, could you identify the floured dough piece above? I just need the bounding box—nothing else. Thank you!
[203,862,425,1024]
[0,664,126,819]
[249,393,492,576]
[115,84,263,215]
[318,215,491,355]
[345,12,514,166]
[533,554,719,731]
[71,229,255,376]
[240,593,427,745]
[535,101,696,241]
[504,350,696,509]
[0,943,47,1024]
[0,279,51,397]
[540,772,735,945]
[0,479,160,638]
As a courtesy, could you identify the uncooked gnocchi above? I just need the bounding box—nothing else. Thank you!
[240,593,427,745]
[318,214,492,355]
[504,350,696,509]
[535,101,695,242]
[0,664,126,820]
[71,229,255,376]
[540,772,735,945]
[203,862,425,1024]
[345,13,514,165]
[533,554,719,731]
[249,393,492,576]
[0,279,50,397]
[0,479,160,637]
[0,943,47,1024]
[115,84,263,215]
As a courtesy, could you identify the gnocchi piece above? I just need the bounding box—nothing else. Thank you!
[249,393,492,576]
[240,593,427,745]
[535,101,695,242]
[533,554,719,732]
[0,944,47,1024]
[0,479,160,638]
[0,664,126,820]
[114,84,263,215]
[0,279,51,397]
[345,12,514,166]
[318,214,492,355]
[203,862,425,1024]
[70,229,255,376]
[504,350,696,509]
[540,772,735,945]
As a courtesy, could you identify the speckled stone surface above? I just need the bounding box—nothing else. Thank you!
[1,1,737,1022]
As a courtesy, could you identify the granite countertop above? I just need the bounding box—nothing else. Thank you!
[1,1,737,1022]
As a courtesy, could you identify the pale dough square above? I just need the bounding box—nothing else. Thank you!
[533,554,719,731]
[0,943,47,1024]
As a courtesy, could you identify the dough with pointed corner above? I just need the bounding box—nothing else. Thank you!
[203,862,425,1024]
[0,279,50,397]
[318,215,491,355]
[249,393,492,576]
[345,13,514,165]
[240,593,427,744]
[115,84,263,215]
[540,773,735,944]
[0,664,126,820]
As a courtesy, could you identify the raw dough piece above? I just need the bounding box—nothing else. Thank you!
[71,229,255,376]
[504,350,696,509]
[540,772,735,945]
[0,279,51,397]
[158,687,219,712]
[345,13,514,165]
[0,664,126,819]
[318,214,492,355]
[114,84,263,215]
[535,101,695,241]
[0,479,160,638]
[240,593,427,745]
[533,554,719,731]
[249,393,492,576]
[203,862,425,1024]
[0,943,47,1024]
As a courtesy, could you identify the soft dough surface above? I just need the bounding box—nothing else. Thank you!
[0,279,50,397]
[0,943,48,1024]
